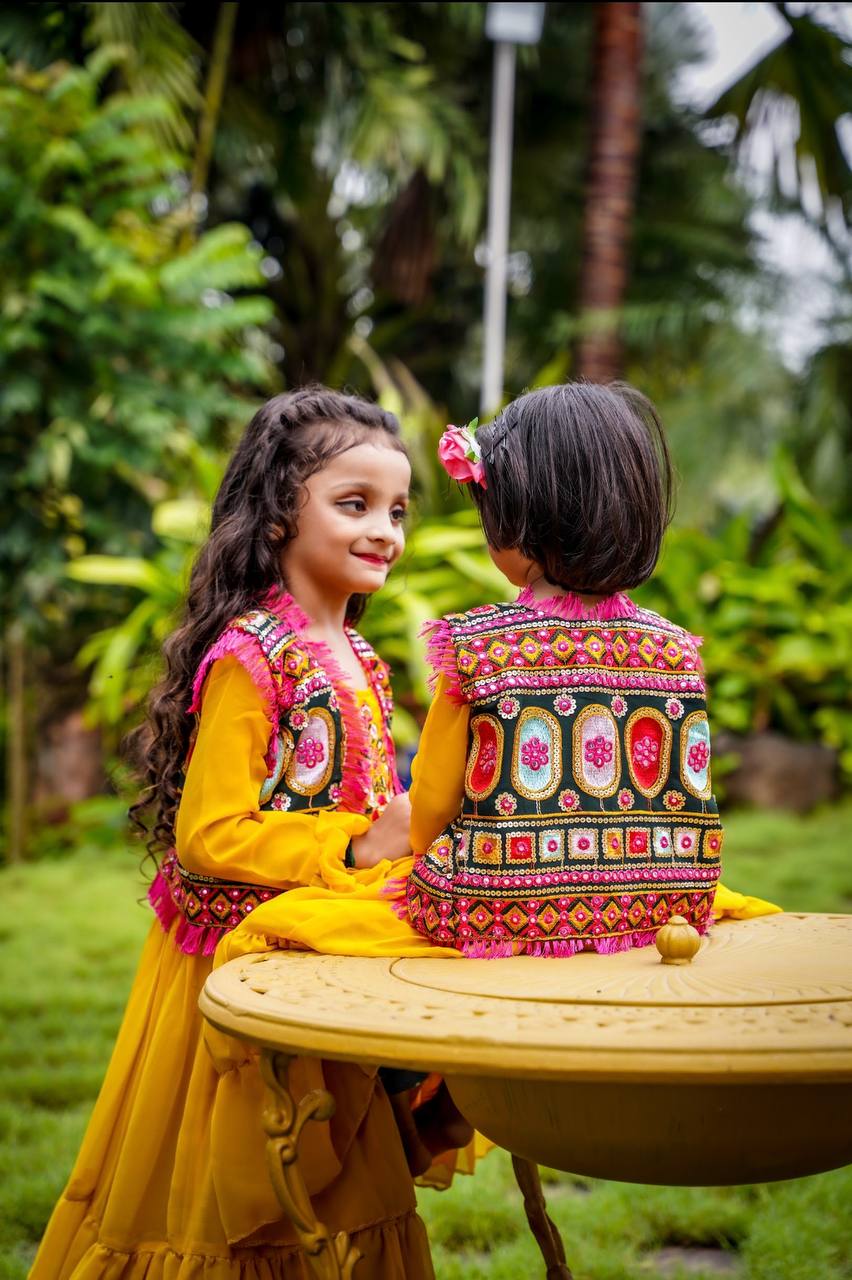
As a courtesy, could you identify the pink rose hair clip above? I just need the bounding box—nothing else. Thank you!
[437,418,487,489]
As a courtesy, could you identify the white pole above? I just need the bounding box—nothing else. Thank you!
[481,39,517,417]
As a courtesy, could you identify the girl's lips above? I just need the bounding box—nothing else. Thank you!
[353,553,389,567]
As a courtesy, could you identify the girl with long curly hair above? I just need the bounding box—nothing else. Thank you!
[31,387,451,1280]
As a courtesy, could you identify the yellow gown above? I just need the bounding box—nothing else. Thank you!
[30,656,435,1280]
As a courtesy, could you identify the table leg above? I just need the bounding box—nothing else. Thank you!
[260,1050,362,1280]
[511,1154,574,1280]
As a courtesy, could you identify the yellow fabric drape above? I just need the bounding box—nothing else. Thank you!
[30,657,435,1279]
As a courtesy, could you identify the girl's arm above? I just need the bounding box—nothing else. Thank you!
[175,656,371,888]
[409,672,469,854]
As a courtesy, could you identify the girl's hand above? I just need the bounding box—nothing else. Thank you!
[351,792,412,868]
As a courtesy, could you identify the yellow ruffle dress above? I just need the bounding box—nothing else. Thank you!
[30,657,435,1280]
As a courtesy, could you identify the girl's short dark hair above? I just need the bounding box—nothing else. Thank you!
[471,382,674,594]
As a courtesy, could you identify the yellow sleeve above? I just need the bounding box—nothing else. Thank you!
[409,673,470,855]
[175,656,370,889]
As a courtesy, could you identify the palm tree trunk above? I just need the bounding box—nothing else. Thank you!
[575,2,643,383]
[183,1,239,245]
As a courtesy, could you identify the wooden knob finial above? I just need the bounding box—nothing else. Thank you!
[656,914,701,965]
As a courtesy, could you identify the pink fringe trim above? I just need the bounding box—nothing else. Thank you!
[188,628,292,737]
[260,585,312,633]
[460,921,710,960]
[381,874,410,920]
[516,585,638,622]
[419,617,464,702]
[148,868,223,957]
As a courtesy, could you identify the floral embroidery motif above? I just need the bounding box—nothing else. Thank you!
[426,838,452,871]
[497,791,517,816]
[585,735,613,769]
[512,707,561,800]
[271,793,291,811]
[617,788,635,810]
[329,784,342,803]
[568,828,597,860]
[674,827,700,857]
[625,707,671,800]
[296,735,326,769]
[633,735,659,769]
[289,709,308,731]
[473,832,501,864]
[259,728,295,805]
[520,736,549,771]
[286,707,336,797]
[627,827,651,856]
[498,696,520,719]
[554,694,576,715]
[603,828,623,859]
[611,695,628,718]
[573,705,620,798]
[509,835,533,861]
[466,715,504,801]
[665,698,684,719]
[540,829,564,861]
[680,710,713,800]
[653,827,674,858]
[558,789,580,812]
[703,830,723,859]
[663,789,686,811]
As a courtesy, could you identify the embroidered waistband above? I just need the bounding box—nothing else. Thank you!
[406,878,716,958]
[148,850,282,956]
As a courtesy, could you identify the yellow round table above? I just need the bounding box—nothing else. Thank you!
[200,913,852,1279]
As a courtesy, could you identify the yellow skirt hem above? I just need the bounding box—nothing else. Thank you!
[32,1202,430,1278]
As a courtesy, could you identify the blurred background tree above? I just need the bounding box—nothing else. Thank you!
[0,1,850,857]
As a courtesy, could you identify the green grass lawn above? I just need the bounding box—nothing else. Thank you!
[2,801,851,1279]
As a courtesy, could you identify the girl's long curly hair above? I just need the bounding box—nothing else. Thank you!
[127,386,404,860]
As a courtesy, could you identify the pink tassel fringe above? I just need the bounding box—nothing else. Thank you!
[189,628,292,737]
[516,585,638,622]
[381,874,410,920]
[460,922,709,960]
[148,868,223,957]
[419,618,464,702]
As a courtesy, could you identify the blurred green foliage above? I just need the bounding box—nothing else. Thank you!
[0,51,273,639]
[0,3,850,828]
[636,454,852,780]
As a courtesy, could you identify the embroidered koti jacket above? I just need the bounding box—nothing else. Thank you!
[149,590,400,955]
[406,592,722,956]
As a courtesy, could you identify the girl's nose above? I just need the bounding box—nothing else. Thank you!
[366,515,397,543]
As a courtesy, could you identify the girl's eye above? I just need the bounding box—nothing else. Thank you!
[391,506,408,524]
[337,498,367,513]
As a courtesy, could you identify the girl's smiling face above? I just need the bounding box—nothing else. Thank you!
[281,439,411,602]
